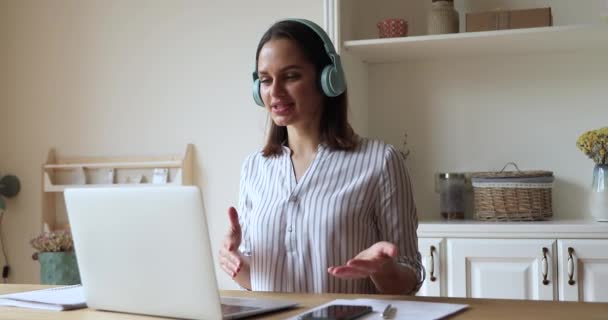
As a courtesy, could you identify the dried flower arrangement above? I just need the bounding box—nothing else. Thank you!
[30,229,74,253]
[399,132,411,161]
[576,127,608,165]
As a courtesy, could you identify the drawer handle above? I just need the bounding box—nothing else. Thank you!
[567,247,576,286]
[429,245,437,282]
[541,247,549,285]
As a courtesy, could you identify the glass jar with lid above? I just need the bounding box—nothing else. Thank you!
[436,172,466,219]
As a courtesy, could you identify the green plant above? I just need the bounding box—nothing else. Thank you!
[577,127,608,165]
[30,229,74,253]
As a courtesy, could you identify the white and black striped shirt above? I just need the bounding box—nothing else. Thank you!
[238,138,423,294]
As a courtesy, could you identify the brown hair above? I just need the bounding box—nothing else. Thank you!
[255,20,359,157]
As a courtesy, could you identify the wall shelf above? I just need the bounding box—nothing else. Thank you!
[44,183,187,193]
[41,144,194,231]
[332,0,608,220]
[44,160,182,170]
[343,24,608,63]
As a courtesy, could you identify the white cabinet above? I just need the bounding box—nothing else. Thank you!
[558,239,608,302]
[417,238,444,297]
[447,239,556,300]
[417,221,608,302]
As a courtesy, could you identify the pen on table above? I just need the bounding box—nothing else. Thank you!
[381,303,392,319]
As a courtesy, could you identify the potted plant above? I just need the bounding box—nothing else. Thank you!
[30,227,81,285]
[576,127,608,221]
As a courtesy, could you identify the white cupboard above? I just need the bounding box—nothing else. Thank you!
[447,239,556,300]
[417,238,444,297]
[417,221,608,302]
[558,239,608,302]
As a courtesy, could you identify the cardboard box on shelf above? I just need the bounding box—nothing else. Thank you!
[466,7,552,32]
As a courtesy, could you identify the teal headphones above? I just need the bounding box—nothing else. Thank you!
[252,18,346,107]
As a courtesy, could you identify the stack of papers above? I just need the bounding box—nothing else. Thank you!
[0,285,86,311]
[288,298,468,320]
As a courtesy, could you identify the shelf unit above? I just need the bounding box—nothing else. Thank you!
[41,144,194,231]
[343,24,608,63]
[336,0,608,297]
[326,0,608,220]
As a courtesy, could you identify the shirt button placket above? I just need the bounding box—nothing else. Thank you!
[285,195,298,253]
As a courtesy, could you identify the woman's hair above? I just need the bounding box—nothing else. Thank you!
[255,20,359,157]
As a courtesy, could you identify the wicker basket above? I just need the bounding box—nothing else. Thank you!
[471,163,554,221]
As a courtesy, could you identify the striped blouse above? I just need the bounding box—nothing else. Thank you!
[238,138,423,294]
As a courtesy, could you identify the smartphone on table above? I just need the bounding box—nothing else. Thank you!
[298,304,373,320]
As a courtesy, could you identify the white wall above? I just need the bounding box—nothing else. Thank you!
[368,51,608,220]
[0,0,322,288]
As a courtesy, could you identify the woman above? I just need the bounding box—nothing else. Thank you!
[218,18,423,294]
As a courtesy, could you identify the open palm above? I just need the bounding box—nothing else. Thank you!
[327,241,398,279]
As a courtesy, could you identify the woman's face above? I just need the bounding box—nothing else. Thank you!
[257,38,324,129]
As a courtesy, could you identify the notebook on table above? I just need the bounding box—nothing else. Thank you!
[60,186,297,319]
[0,285,85,311]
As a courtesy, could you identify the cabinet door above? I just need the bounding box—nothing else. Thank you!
[417,238,444,297]
[558,239,608,302]
[447,239,556,300]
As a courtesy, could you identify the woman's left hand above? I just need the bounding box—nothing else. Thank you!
[327,241,398,279]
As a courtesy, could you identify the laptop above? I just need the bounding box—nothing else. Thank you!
[64,186,297,320]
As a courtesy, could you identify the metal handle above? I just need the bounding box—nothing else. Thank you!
[429,245,437,282]
[567,247,576,286]
[500,162,522,173]
[541,247,549,285]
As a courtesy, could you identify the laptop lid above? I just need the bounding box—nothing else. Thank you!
[64,186,295,320]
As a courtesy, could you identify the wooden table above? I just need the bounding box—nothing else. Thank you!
[1,284,607,319]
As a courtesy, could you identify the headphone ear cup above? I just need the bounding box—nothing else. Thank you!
[320,65,333,97]
[321,65,345,97]
[252,78,264,107]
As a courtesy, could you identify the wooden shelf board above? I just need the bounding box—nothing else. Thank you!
[44,160,182,170]
[343,24,608,63]
[44,183,181,193]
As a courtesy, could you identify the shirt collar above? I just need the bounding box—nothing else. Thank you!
[280,140,328,155]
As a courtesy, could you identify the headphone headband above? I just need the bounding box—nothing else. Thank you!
[252,18,346,107]
[289,18,338,55]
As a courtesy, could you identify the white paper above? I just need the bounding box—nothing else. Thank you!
[0,285,86,311]
[152,168,169,184]
[288,298,468,320]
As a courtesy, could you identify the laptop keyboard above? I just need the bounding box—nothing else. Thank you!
[221,303,261,315]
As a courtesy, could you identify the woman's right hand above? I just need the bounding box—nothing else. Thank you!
[219,207,247,279]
